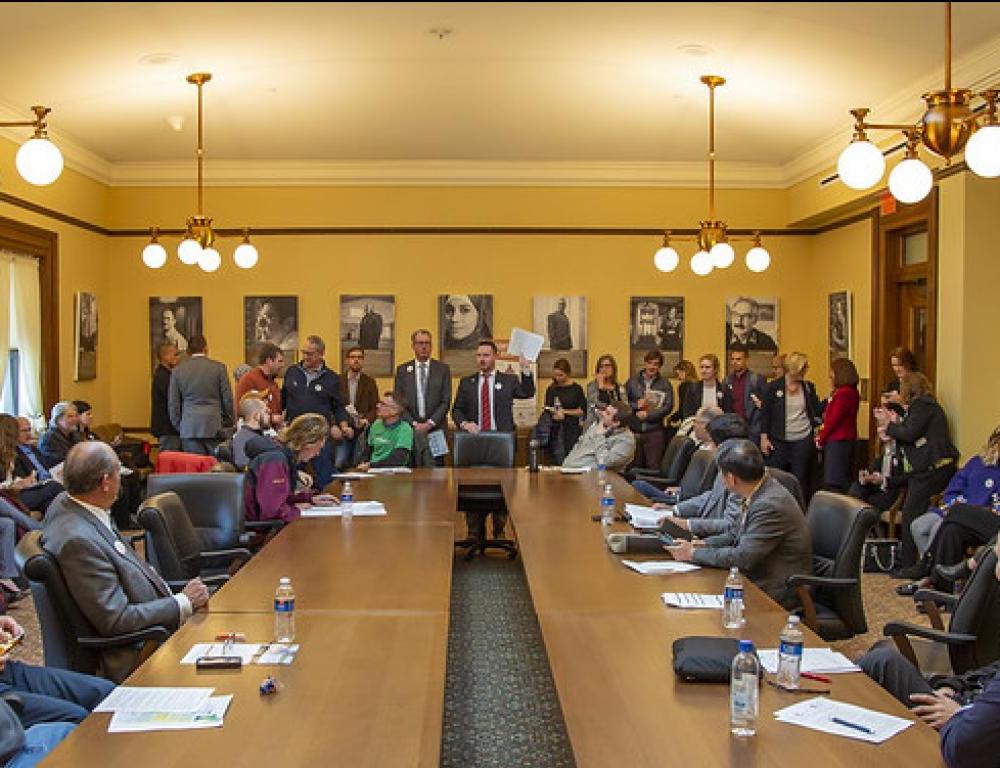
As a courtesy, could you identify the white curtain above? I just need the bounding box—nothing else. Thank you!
[9,255,42,420]
[0,253,10,393]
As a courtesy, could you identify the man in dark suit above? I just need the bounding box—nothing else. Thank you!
[394,329,452,465]
[358,304,383,349]
[452,340,535,434]
[168,335,234,455]
[336,346,379,469]
[150,341,180,451]
[547,298,572,350]
[666,438,811,609]
[725,349,766,444]
[37,402,82,469]
[41,442,209,682]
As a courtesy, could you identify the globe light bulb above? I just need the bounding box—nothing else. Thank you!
[177,238,202,265]
[745,245,771,273]
[141,242,168,269]
[198,246,221,272]
[653,245,679,273]
[691,250,713,276]
[837,140,885,190]
[15,137,64,186]
[234,242,259,269]
[888,157,933,204]
[710,241,735,269]
[965,124,1000,178]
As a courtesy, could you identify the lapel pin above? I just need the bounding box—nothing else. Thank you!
[407,365,413,373]
[113,540,128,555]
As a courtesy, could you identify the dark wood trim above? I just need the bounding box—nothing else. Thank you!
[0,192,110,236]
[0,215,59,414]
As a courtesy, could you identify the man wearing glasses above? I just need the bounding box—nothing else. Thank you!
[726,297,777,352]
[394,329,452,465]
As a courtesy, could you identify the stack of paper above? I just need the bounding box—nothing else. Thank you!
[331,472,374,480]
[95,687,232,733]
[621,559,700,575]
[661,592,724,609]
[508,328,544,361]
[625,503,663,529]
[180,643,300,666]
[758,648,861,675]
[774,697,914,744]
[299,501,388,517]
[558,466,590,474]
[368,467,412,475]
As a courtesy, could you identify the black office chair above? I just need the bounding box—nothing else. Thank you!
[629,436,696,488]
[786,491,878,641]
[453,432,517,561]
[676,448,717,501]
[884,545,1000,675]
[15,531,169,677]
[767,467,806,512]
[138,492,251,592]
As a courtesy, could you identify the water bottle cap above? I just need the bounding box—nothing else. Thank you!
[597,464,606,470]
[279,577,291,585]
[604,483,612,492]
[788,615,800,624]
[739,640,753,653]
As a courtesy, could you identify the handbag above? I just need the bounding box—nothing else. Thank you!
[672,636,757,683]
[862,538,900,573]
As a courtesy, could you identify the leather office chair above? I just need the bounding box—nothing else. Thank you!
[145,472,256,552]
[676,448,717,501]
[767,467,806,512]
[138,492,251,591]
[453,432,517,561]
[629,436,696,487]
[15,531,169,677]
[786,491,878,641]
[884,545,1000,675]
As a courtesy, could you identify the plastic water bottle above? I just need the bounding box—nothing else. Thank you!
[528,439,540,473]
[730,640,759,737]
[776,615,805,689]
[553,396,562,411]
[600,483,615,526]
[723,567,745,629]
[274,577,295,643]
[341,481,354,523]
[597,463,607,486]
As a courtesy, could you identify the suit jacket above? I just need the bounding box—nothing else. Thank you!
[693,475,812,609]
[886,393,959,474]
[41,493,182,682]
[725,369,766,440]
[37,428,80,469]
[624,373,674,433]
[339,371,379,425]
[452,370,534,433]
[13,444,50,479]
[394,358,452,429]
[168,355,234,439]
[672,472,741,538]
[680,379,735,419]
[759,377,822,441]
[150,363,178,437]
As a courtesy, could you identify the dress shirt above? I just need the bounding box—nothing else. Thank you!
[477,370,496,431]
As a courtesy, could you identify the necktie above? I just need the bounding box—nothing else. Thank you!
[418,363,428,419]
[480,375,492,431]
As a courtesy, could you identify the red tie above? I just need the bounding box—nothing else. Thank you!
[480,375,492,430]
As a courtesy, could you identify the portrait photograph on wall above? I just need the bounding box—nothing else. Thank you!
[725,295,779,376]
[439,294,493,376]
[828,290,852,362]
[149,296,202,369]
[74,291,98,381]
[628,296,684,376]
[532,296,587,378]
[340,295,396,376]
[244,296,299,366]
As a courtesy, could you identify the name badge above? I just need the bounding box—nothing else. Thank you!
[986,478,995,489]
[776,390,784,398]
[915,437,928,448]
[113,540,128,555]
[407,365,413,373]
[314,384,323,392]
[495,383,502,390]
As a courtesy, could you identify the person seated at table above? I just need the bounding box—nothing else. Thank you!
[0,415,60,519]
[37,402,81,469]
[244,413,336,524]
[232,392,276,471]
[631,404,721,503]
[355,392,414,472]
[665,439,811,609]
[561,401,635,472]
[858,536,1000,768]
[654,414,749,538]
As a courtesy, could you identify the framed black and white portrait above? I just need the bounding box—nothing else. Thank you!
[439,294,493,376]
[340,295,395,376]
[149,296,202,369]
[628,296,683,376]
[244,296,299,366]
[828,290,852,362]
[532,296,587,377]
[74,291,97,381]
[725,296,779,377]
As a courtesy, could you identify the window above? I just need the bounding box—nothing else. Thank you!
[0,349,19,415]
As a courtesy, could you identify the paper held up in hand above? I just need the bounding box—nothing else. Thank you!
[300,501,388,517]
[643,389,666,409]
[507,328,544,362]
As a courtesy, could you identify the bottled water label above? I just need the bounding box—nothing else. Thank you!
[274,597,295,612]
[724,586,743,601]
[730,674,758,717]
[779,640,803,657]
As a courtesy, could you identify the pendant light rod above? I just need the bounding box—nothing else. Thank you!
[701,75,724,222]
[187,72,211,217]
[944,1,951,92]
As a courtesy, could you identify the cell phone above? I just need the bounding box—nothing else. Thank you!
[195,655,243,670]
[0,632,24,655]
[659,533,676,546]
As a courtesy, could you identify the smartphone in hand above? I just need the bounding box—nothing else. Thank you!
[0,632,24,656]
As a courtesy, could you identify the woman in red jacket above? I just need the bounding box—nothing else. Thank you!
[817,357,861,492]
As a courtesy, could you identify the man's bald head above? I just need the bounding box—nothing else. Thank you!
[64,441,120,496]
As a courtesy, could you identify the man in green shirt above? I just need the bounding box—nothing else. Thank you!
[356,392,414,470]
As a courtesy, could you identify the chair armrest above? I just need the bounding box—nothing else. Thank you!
[883,621,976,646]
[168,574,230,592]
[199,548,252,565]
[77,626,170,649]
[630,469,668,482]
[914,589,959,610]
[245,520,284,532]
[128,533,145,548]
[786,575,858,590]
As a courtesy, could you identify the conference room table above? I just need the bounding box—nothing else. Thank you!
[41,468,942,767]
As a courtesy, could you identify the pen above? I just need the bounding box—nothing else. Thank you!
[831,717,874,734]
[801,672,832,683]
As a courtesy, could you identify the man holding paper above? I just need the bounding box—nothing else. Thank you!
[561,402,635,472]
[394,329,452,464]
[452,340,535,434]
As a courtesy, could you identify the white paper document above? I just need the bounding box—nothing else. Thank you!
[300,501,388,517]
[367,467,413,475]
[179,643,300,666]
[95,687,214,714]
[774,697,914,744]
[507,327,545,362]
[758,648,861,675]
[625,503,663,529]
[108,695,233,733]
[661,592,724,609]
[621,559,700,575]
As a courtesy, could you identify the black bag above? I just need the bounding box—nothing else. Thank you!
[863,538,900,573]
[672,636,757,683]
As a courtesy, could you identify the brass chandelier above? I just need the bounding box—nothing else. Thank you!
[653,75,770,276]
[141,73,259,271]
[837,2,999,203]
[0,105,64,186]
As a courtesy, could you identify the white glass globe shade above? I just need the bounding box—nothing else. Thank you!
[888,158,933,204]
[177,238,202,265]
[837,140,885,190]
[15,138,64,186]
[710,241,735,269]
[653,245,679,273]
[690,250,713,276]
[965,124,1000,178]
[141,242,168,269]
[198,246,221,273]
[234,242,259,269]
[745,245,771,273]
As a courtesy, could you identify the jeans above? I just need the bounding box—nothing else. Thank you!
[6,723,76,768]
[311,438,336,489]
[911,511,944,558]
[631,479,673,504]
[334,437,357,470]
[0,661,114,727]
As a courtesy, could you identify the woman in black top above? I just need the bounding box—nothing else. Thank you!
[881,346,917,417]
[668,360,697,428]
[545,358,586,464]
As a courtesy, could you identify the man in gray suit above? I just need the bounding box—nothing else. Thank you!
[395,329,451,464]
[168,334,234,455]
[41,442,209,682]
[666,438,811,609]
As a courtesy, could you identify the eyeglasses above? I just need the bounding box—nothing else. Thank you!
[301,348,320,357]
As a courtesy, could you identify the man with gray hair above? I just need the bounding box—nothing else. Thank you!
[394,329,452,466]
[37,402,81,468]
[42,442,209,682]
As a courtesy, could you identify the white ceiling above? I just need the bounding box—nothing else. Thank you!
[1,2,999,185]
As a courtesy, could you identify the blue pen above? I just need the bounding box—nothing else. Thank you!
[832,717,874,734]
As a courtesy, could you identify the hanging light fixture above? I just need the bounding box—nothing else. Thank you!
[141,73,259,270]
[837,2,1000,201]
[653,75,770,275]
[0,105,64,186]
